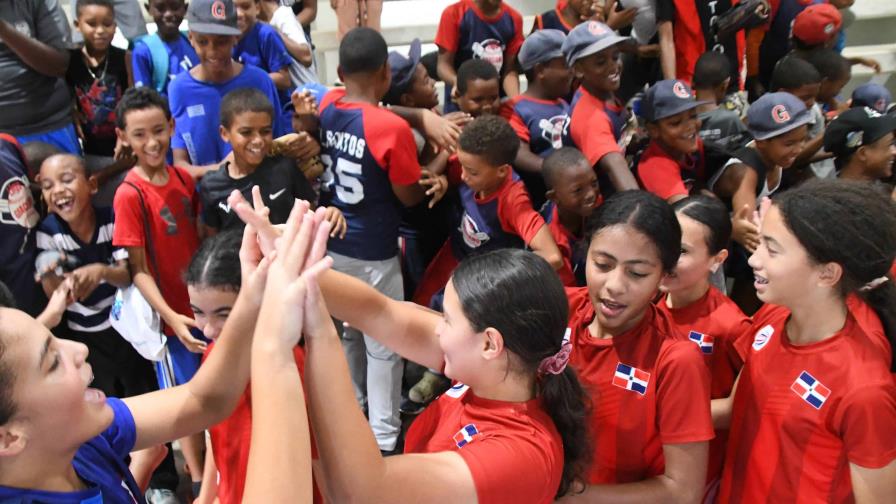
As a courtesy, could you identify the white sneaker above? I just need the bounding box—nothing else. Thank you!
[146,488,181,504]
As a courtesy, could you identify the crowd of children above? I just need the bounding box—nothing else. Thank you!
[0,0,895,503]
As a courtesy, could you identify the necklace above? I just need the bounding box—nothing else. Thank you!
[81,47,109,82]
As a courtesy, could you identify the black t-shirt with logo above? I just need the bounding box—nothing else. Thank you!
[66,47,129,156]
[199,155,316,231]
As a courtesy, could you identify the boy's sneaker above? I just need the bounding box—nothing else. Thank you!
[408,371,451,404]
[146,488,180,504]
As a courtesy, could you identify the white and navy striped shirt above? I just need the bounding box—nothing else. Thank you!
[36,206,128,333]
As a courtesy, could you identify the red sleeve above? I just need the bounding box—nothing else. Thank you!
[497,181,546,244]
[504,8,525,58]
[500,99,530,143]
[319,88,345,111]
[446,155,463,186]
[656,341,715,444]
[365,110,422,185]
[112,183,146,248]
[435,2,463,52]
[573,108,620,166]
[637,153,688,200]
[836,382,896,468]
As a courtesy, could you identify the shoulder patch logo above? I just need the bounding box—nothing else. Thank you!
[752,324,774,351]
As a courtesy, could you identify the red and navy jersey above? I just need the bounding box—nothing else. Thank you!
[435,0,524,75]
[500,96,570,158]
[721,304,896,503]
[565,287,715,484]
[540,201,588,287]
[405,383,563,504]
[533,8,575,34]
[567,86,626,166]
[635,139,706,200]
[317,89,421,261]
[656,0,746,88]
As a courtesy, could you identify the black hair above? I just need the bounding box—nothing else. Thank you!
[456,59,499,96]
[220,88,275,129]
[542,147,590,189]
[672,195,732,255]
[586,190,682,272]
[115,87,171,130]
[458,115,520,167]
[76,0,114,16]
[693,51,731,89]
[770,56,822,92]
[0,280,17,425]
[185,230,242,292]
[22,141,62,181]
[775,179,896,371]
[451,249,590,498]
[804,48,851,82]
[338,27,388,75]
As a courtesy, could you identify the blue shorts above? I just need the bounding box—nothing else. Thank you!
[154,329,204,389]
[16,123,82,156]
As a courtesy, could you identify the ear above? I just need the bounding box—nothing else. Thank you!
[0,423,28,458]
[336,66,344,83]
[719,77,731,92]
[73,18,79,29]
[144,2,151,12]
[480,327,505,362]
[115,127,129,147]
[816,261,843,289]
[87,174,99,195]
[710,248,729,274]
[545,187,557,203]
[399,93,414,108]
[496,163,510,178]
[572,61,585,80]
[645,121,660,138]
[219,124,230,143]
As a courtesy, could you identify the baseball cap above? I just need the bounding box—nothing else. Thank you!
[518,29,566,71]
[385,39,422,100]
[823,107,896,158]
[851,83,893,114]
[792,4,842,46]
[187,0,241,36]
[640,79,709,122]
[747,92,812,140]
[561,21,634,67]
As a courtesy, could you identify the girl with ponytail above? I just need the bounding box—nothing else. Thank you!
[558,190,714,503]
[304,247,590,503]
[717,179,896,502]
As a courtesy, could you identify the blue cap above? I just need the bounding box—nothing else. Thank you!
[747,92,812,140]
[385,39,422,98]
[561,21,634,67]
[518,29,566,71]
[640,79,708,122]
[187,0,241,36]
[851,83,892,114]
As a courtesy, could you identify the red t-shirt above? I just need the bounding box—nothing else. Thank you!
[636,139,705,200]
[565,287,714,484]
[656,287,752,490]
[720,304,896,503]
[568,87,622,166]
[404,384,563,504]
[112,166,199,333]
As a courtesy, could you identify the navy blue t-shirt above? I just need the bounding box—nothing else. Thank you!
[169,65,287,166]
[0,398,142,503]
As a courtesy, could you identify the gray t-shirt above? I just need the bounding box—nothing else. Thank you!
[698,107,747,143]
[0,0,72,135]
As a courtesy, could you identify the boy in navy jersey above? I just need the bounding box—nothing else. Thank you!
[435,0,524,112]
[453,58,501,117]
[533,0,597,33]
[133,0,198,96]
[500,29,572,208]
[318,27,425,454]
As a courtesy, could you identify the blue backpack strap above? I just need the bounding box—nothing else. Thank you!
[135,33,170,93]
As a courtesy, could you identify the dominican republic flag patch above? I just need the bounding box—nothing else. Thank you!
[453,424,479,448]
[688,331,714,354]
[612,362,650,395]
[790,371,831,410]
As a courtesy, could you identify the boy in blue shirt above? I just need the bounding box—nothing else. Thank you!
[132,0,199,96]
[169,0,290,179]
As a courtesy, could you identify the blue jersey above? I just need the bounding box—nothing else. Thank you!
[500,95,570,157]
[317,90,421,261]
[36,206,127,333]
[168,65,286,166]
[0,398,142,503]
[233,22,296,125]
[132,33,198,97]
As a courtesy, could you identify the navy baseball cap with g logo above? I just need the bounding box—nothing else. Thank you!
[640,79,709,122]
[747,92,812,140]
[187,0,241,36]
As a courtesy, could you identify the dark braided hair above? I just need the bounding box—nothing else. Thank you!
[775,179,896,370]
[185,230,242,292]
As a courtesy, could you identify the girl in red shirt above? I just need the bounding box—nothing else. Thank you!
[558,190,714,503]
[716,179,896,503]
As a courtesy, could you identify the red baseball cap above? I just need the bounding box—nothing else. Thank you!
[792,3,843,46]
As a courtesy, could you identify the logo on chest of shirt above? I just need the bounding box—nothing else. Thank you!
[472,38,505,73]
[460,212,490,248]
[187,104,205,118]
[752,324,774,351]
[0,176,39,228]
[218,201,232,213]
[538,115,570,150]
[612,362,650,395]
[688,331,714,354]
[453,424,480,448]
[445,383,470,398]
[790,371,831,410]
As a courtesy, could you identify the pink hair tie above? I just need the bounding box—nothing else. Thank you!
[538,329,572,377]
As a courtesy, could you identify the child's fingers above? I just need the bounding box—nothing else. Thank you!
[251,185,267,213]
[303,217,332,272]
[283,211,315,274]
